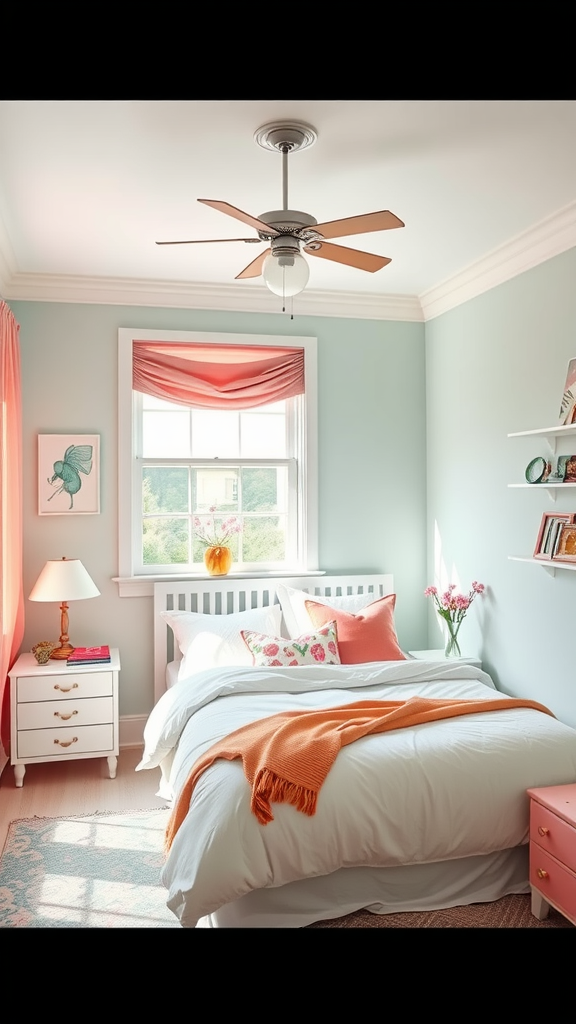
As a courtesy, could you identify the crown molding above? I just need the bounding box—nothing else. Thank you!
[1,271,423,322]
[419,200,576,321]
[2,201,575,322]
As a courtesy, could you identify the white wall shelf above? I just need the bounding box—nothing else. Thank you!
[508,556,576,577]
[507,423,576,455]
[508,482,576,502]
[508,424,576,570]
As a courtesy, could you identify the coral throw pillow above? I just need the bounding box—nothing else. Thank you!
[241,622,341,667]
[305,595,406,664]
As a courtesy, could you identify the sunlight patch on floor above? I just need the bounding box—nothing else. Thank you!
[51,817,165,852]
[38,873,176,927]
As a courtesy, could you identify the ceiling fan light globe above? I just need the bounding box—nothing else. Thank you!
[262,252,310,297]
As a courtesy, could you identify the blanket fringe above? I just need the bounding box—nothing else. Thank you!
[251,768,318,824]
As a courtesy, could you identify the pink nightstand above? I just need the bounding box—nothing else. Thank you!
[527,784,576,926]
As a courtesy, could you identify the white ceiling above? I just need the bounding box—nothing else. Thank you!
[1,100,575,319]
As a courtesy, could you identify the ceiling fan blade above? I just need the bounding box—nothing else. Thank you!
[235,248,271,280]
[313,210,405,240]
[156,237,261,245]
[304,241,391,273]
[198,199,278,236]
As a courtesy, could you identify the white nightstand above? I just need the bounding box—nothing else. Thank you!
[408,649,482,669]
[8,649,120,787]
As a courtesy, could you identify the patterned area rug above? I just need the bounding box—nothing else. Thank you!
[0,808,572,928]
[0,808,179,928]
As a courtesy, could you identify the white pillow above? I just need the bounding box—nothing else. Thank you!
[276,582,386,639]
[161,603,282,678]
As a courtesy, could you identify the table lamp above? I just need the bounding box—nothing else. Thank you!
[29,556,101,659]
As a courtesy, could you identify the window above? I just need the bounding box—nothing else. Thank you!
[117,329,318,595]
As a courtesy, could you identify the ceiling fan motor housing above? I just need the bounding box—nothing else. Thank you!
[257,210,318,243]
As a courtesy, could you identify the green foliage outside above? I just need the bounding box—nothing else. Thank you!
[142,467,287,566]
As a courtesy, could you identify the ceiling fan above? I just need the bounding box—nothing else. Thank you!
[156,120,405,302]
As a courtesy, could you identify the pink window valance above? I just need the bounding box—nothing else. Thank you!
[133,341,305,410]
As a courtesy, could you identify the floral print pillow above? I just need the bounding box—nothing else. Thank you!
[241,621,341,667]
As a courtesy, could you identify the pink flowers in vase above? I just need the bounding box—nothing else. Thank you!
[193,506,243,548]
[424,581,485,657]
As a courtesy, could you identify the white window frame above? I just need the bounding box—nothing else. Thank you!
[116,328,318,596]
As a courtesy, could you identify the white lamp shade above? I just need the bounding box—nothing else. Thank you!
[29,558,100,602]
[262,252,310,297]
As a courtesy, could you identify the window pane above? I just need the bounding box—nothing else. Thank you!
[142,394,179,411]
[194,467,239,513]
[191,409,239,458]
[143,517,189,565]
[143,468,189,513]
[242,467,285,512]
[243,516,286,561]
[143,410,191,457]
[240,413,286,457]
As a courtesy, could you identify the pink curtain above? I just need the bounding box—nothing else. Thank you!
[0,301,24,751]
[133,341,305,409]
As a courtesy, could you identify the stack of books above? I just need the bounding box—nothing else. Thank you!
[67,645,111,666]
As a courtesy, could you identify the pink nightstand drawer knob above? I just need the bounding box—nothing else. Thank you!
[537,868,549,879]
[537,826,550,837]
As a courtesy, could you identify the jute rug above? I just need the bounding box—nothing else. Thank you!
[0,808,572,928]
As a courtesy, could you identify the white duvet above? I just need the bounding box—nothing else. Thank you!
[137,660,576,927]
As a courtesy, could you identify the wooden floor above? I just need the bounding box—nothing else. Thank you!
[0,747,167,854]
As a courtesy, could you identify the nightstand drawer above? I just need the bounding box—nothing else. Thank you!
[17,697,114,730]
[17,672,113,703]
[529,845,576,924]
[530,802,576,870]
[17,724,114,759]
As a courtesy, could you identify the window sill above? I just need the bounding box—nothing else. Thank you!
[112,569,326,598]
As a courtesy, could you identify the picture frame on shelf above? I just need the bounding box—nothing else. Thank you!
[564,455,576,483]
[533,512,576,560]
[558,358,576,426]
[38,434,100,515]
[556,455,570,481]
[553,524,576,562]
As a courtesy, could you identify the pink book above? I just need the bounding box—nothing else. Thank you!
[67,645,111,663]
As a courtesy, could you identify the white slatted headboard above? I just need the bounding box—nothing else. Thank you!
[153,573,393,704]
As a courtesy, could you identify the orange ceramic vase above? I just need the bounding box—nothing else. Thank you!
[203,545,233,576]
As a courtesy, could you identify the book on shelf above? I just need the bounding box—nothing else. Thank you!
[67,645,111,665]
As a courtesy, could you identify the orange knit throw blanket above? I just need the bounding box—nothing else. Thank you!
[165,695,553,853]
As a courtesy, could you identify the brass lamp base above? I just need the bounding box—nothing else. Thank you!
[50,602,74,659]
[50,643,75,660]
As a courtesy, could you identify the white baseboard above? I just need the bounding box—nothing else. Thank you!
[119,714,147,749]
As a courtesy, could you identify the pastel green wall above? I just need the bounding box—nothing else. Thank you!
[12,301,427,717]
[425,246,576,727]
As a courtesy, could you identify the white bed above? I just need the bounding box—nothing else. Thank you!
[139,573,576,928]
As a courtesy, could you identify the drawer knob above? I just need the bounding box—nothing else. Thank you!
[537,868,549,880]
[537,826,549,837]
[54,710,78,721]
[54,737,78,748]
[54,683,79,693]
